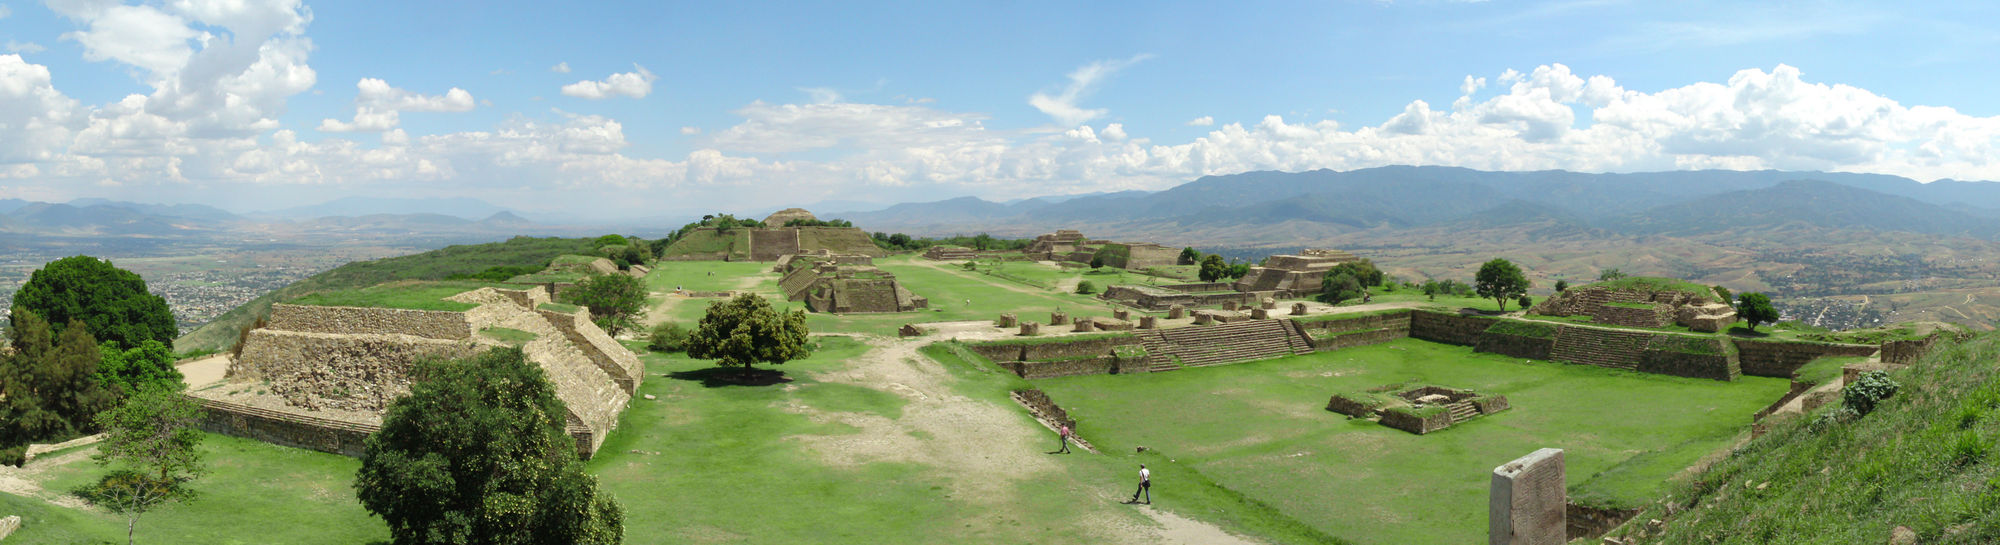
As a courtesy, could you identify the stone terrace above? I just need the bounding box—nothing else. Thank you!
[1136,319,1312,371]
[1548,326,1655,370]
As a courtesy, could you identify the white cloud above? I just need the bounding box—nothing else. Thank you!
[560,64,655,99]
[680,126,700,135]
[800,86,841,104]
[6,41,43,54]
[550,61,569,73]
[0,4,11,19]
[1187,116,1213,127]
[1029,54,1151,126]
[318,78,475,132]
[1101,123,1127,141]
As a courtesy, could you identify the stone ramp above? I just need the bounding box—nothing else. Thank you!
[1136,319,1312,372]
[1549,326,1654,370]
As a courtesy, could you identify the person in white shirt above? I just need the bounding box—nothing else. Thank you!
[1129,464,1151,504]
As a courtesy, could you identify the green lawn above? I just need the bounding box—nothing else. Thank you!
[801,256,1144,337]
[289,280,510,311]
[8,434,389,545]
[1033,338,1789,545]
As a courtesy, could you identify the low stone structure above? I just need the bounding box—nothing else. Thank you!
[899,324,927,337]
[1231,249,1361,297]
[1050,311,1069,325]
[202,286,636,459]
[997,313,1018,328]
[780,258,928,313]
[1330,385,1510,435]
[1020,322,1041,336]
[0,514,20,540]
[1137,316,1158,329]
[1022,229,1178,269]
[1100,284,1269,311]
[1532,283,1736,331]
[1491,448,1566,545]
[923,245,977,260]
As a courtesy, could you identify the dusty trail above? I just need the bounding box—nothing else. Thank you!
[792,333,1257,545]
[643,274,765,327]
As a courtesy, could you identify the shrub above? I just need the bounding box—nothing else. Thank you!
[1516,294,1534,309]
[1953,431,1988,466]
[1075,281,1097,295]
[1841,370,1900,417]
[1555,279,1569,292]
[647,322,689,352]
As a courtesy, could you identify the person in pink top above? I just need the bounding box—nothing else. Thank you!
[1056,423,1073,454]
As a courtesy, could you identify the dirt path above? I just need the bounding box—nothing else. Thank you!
[905,259,1057,299]
[0,448,97,510]
[177,354,232,389]
[643,274,765,327]
[790,334,1256,545]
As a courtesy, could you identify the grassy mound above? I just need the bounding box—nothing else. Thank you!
[174,236,596,352]
[1581,276,1720,303]
[1613,333,2000,544]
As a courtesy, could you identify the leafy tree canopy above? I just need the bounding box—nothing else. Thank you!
[1198,255,1227,282]
[685,294,810,373]
[1330,259,1384,287]
[1475,258,1531,312]
[560,274,646,335]
[12,256,178,350]
[98,340,184,396]
[355,348,623,545]
[1320,272,1364,305]
[1,308,116,448]
[1737,292,1779,331]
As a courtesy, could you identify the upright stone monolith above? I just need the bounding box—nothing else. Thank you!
[998,313,1018,328]
[1490,448,1565,545]
[1138,316,1158,329]
[1194,312,1214,325]
[1168,305,1187,319]
[1020,322,1041,336]
[1050,311,1069,326]
[1113,309,1130,320]
[1292,302,1309,316]
[1073,319,1094,332]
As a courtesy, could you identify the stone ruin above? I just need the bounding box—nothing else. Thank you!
[772,249,873,272]
[1491,448,1567,545]
[779,257,928,313]
[1532,283,1737,332]
[922,245,978,260]
[1326,385,1511,435]
[204,285,639,459]
[1022,229,1178,269]
[763,207,817,227]
[1232,249,1361,297]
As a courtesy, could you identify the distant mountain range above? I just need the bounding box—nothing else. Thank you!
[251,196,516,221]
[825,167,2000,245]
[0,196,567,238]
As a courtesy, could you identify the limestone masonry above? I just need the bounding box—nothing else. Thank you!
[780,256,928,313]
[196,285,637,459]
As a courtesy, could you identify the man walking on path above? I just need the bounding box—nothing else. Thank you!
[1056,423,1072,454]
[1128,464,1151,504]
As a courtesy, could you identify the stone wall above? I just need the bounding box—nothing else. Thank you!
[1161,282,1236,293]
[266,304,473,340]
[1591,304,1672,328]
[1566,502,1638,542]
[233,330,483,411]
[1635,336,1739,381]
[1476,332,1555,360]
[1310,328,1409,351]
[189,396,376,457]
[1733,339,1877,378]
[1411,311,1496,346]
[1881,335,1944,364]
[1000,356,1123,379]
[1379,407,1454,435]
[1100,284,1269,311]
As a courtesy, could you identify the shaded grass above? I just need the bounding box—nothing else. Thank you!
[1035,338,1787,545]
[13,434,389,545]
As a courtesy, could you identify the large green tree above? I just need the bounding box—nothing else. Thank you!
[1197,255,1227,282]
[1319,272,1364,305]
[560,273,646,335]
[1474,258,1532,312]
[1329,259,1385,288]
[82,387,206,545]
[12,256,178,350]
[355,348,623,545]
[98,340,184,396]
[686,294,810,375]
[1737,292,1780,332]
[1,309,117,447]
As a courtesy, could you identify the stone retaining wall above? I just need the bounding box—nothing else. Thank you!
[1000,357,1124,379]
[1410,311,1495,346]
[1733,339,1877,378]
[1591,304,1671,328]
[1635,336,1740,381]
[266,304,473,340]
[233,330,483,412]
[1567,502,1639,542]
[1379,407,1453,435]
[1476,332,1555,360]
[539,309,644,395]
[190,396,603,459]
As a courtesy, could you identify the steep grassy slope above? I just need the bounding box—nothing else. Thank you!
[1613,333,2000,544]
[174,236,596,352]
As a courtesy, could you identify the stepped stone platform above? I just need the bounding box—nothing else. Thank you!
[1135,319,1312,372]
[193,286,637,459]
[1548,326,1654,370]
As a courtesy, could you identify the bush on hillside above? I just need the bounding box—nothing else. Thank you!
[647,322,689,353]
[1842,370,1900,417]
[1075,281,1097,295]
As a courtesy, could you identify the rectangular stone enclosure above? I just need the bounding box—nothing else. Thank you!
[1490,448,1565,545]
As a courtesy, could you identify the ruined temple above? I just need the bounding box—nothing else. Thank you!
[1022,229,1178,269]
[762,207,818,227]
[1231,249,1361,297]
[779,257,928,313]
[1531,281,1738,332]
[198,285,639,459]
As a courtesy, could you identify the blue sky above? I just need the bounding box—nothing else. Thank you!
[1,0,1997,218]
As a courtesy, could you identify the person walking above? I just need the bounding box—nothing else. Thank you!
[1129,464,1151,504]
[1056,423,1072,454]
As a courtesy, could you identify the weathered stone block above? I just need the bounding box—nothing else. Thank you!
[899,324,926,337]
[1262,297,1277,310]
[1113,309,1130,320]
[1292,302,1309,315]
[1168,305,1187,319]
[1222,301,1239,311]
[1050,311,1069,325]
[1138,316,1158,329]
[1020,322,1041,336]
[1491,448,1566,545]
[1073,320,1095,332]
[1251,308,1270,319]
[0,514,21,540]
[998,313,1018,328]
[1194,312,1215,325]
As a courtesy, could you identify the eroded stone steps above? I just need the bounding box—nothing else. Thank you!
[1447,401,1480,423]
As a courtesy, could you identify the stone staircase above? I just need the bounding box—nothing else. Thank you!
[1137,319,1312,372]
[1446,400,1480,423]
[1549,326,1655,370]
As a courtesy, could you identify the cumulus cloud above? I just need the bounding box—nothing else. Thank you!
[1186,116,1213,127]
[1029,54,1151,126]
[561,64,656,99]
[680,126,700,135]
[5,40,43,54]
[550,61,570,73]
[319,78,476,132]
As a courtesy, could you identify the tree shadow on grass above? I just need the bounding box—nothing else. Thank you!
[1726,326,1773,338]
[665,366,793,388]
